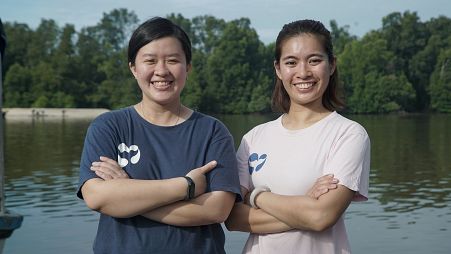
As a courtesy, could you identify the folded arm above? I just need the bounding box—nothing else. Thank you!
[82,157,217,218]
[143,191,235,226]
[254,185,355,231]
[225,175,342,233]
[81,177,187,218]
[225,202,293,233]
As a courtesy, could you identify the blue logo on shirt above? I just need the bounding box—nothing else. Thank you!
[248,153,267,174]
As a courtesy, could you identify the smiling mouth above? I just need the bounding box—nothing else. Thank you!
[151,81,173,89]
[294,82,315,89]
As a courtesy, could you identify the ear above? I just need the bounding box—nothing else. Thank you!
[186,63,192,73]
[329,57,337,76]
[274,61,282,80]
[129,62,137,79]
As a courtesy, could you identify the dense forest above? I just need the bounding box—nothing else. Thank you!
[1,9,450,113]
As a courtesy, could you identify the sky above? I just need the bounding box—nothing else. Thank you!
[1,0,450,44]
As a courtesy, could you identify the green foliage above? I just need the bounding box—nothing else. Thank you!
[3,63,33,107]
[339,33,416,113]
[330,20,357,55]
[2,22,33,72]
[429,47,451,112]
[1,9,450,114]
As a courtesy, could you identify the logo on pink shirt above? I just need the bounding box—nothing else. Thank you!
[248,153,267,174]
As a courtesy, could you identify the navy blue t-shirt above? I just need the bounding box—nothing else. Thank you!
[77,107,241,254]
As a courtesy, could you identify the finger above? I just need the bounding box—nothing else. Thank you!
[315,188,329,198]
[91,164,124,179]
[199,160,217,174]
[99,156,120,166]
[317,174,334,181]
[92,162,124,178]
[94,170,113,180]
[317,176,338,186]
[328,183,338,189]
[316,174,334,183]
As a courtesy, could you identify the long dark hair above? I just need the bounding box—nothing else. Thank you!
[128,17,192,66]
[271,19,344,113]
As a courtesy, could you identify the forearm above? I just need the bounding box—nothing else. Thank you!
[256,192,319,230]
[81,177,187,218]
[225,203,293,234]
[255,186,354,231]
[142,191,235,227]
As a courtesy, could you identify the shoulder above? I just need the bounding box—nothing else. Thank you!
[242,116,280,141]
[330,112,369,138]
[191,111,231,135]
[91,107,133,126]
[88,107,135,134]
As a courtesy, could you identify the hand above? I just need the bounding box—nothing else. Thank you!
[185,161,217,197]
[306,174,339,199]
[91,156,129,180]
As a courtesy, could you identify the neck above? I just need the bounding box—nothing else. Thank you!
[138,100,183,126]
[283,104,331,130]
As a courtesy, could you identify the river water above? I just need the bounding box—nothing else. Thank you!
[2,113,451,253]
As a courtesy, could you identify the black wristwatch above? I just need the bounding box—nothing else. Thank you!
[183,176,195,200]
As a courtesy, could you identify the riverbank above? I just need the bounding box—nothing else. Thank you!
[2,108,110,119]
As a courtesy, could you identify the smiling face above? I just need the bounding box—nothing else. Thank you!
[129,36,191,106]
[274,34,336,111]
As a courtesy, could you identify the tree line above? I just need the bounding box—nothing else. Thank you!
[2,9,450,113]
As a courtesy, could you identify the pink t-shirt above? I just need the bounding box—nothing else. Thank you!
[236,112,370,254]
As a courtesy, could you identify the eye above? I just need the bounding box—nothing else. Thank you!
[284,60,297,67]
[167,58,180,64]
[308,58,322,65]
[144,59,157,65]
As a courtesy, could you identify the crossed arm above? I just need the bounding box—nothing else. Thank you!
[82,158,235,226]
[84,157,342,229]
[224,179,354,233]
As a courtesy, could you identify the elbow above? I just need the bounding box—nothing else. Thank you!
[84,198,101,212]
[208,192,235,224]
[217,210,232,223]
[82,191,102,212]
[307,212,337,232]
[209,206,232,224]
[224,217,238,231]
[81,180,104,212]
[224,203,246,232]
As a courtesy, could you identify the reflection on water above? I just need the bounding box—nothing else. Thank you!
[4,118,94,219]
[3,114,451,254]
[355,114,451,214]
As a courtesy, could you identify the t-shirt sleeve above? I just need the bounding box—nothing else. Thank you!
[77,117,118,199]
[325,131,371,201]
[204,122,242,202]
[236,137,252,192]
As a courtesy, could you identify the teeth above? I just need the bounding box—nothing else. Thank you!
[294,82,314,89]
[152,81,171,87]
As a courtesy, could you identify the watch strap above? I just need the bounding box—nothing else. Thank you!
[183,176,195,200]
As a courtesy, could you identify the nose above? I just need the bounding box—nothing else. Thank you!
[296,62,312,78]
[154,61,169,76]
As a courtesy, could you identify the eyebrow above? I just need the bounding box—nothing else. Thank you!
[281,53,326,61]
[141,53,183,58]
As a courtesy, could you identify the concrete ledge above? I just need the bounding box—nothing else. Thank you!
[2,108,110,119]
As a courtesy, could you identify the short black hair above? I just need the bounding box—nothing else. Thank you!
[128,17,192,65]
